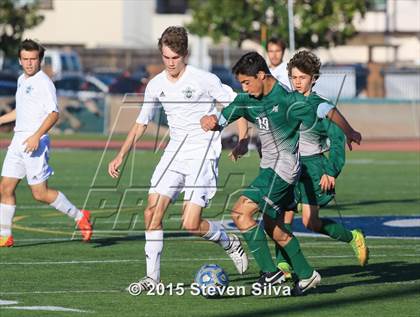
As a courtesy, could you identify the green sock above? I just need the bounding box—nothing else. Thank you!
[242,225,277,273]
[319,218,353,243]
[283,236,313,279]
[275,223,293,265]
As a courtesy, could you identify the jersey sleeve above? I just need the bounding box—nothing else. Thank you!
[43,79,59,113]
[323,119,346,177]
[317,102,334,119]
[207,73,237,107]
[219,94,247,126]
[136,83,159,125]
[287,94,316,129]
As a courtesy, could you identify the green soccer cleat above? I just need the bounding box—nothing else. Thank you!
[350,229,369,266]
[277,262,293,281]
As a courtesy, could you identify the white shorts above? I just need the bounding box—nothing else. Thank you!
[149,152,219,207]
[1,133,53,185]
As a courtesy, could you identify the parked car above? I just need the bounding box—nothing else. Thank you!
[93,69,122,86]
[43,49,83,79]
[54,74,108,100]
[211,65,242,91]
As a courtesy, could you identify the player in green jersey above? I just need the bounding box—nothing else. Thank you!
[274,51,369,280]
[201,52,325,294]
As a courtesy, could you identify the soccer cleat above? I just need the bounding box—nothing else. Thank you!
[224,234,249,274]
[0,235,14,247]
[277,262,293,281]
[254,270,286,287]
[293,270,321,295]
[76,210,93,242]
[350,229,369,266]
[127,276,158,295]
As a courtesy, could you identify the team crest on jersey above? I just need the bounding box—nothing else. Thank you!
[182,86,195,99]
[25,86,34,94]
[271,105,279,113]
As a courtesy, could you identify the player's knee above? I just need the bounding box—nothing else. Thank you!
[302,217,321,232]
[181,220,199,233]
[144,205,155,220]
[0,182,15,197]
[31,188,48,202]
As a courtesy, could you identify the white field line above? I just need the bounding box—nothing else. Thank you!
[13,237,420,249]
[1,253,419,266]
[1,306,90,313]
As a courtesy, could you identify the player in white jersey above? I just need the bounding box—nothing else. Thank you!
[266,37,292,90]
[0,39,92,247]
[108,26,248,292]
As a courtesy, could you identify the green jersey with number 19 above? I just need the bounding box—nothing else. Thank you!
[220,84,316,184]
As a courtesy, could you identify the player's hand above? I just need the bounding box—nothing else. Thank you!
[108,156,123,178]
[319,174,335,192]
[228,138,249,161]
[23,135,40,153]
[346,130,362,151]
[200,115,218,132]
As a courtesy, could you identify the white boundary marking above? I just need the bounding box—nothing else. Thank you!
[1,253,419,266]
[0,300,18,305]
[1,306,90,313]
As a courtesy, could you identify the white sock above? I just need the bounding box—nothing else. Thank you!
[145,230,164,282]
[202,220,230,249]
[0,203,16,236]
[50,191,82,221]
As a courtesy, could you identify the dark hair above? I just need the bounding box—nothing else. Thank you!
[287,50,321,80]
[266,37,286,52]
[18,39,45,60]
[232,52,270,77]
[158,26,188,56]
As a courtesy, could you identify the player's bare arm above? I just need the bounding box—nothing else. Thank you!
[108,122,148,178]
[23,111,58,153]
[327,108,362,150]
[229,117,250,162]
[0,109,16,126]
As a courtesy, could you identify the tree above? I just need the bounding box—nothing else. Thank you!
[0,0,44,58]
[187,0,367,49]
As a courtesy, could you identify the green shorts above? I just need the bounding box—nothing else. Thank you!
[294,154,335,207]
[242,167,296,219]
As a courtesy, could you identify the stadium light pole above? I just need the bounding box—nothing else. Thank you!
[288,0,295,53]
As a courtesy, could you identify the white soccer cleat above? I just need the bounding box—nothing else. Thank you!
[126,276,158,295]
[293,270,321,295]
[224,233,249,274]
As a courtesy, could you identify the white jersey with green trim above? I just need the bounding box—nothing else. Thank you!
[136,65,236,160]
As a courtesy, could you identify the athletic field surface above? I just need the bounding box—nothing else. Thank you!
[0,147,419,316]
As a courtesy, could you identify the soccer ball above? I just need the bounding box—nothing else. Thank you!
[194,264,229,298]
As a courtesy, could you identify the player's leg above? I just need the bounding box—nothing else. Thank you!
[128,193,171,292]
[133,154,186,290]
[0,142,26,247]
[275,210,294,278]
[182,158,248,274]
[302,204,369,266]
[181,201,249,274]
[264,214,321,294]
[258,167,320,292]
[140,193,171,287]
[29,181,92,241]
[0,177,20,247]
[231,196,280,278]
